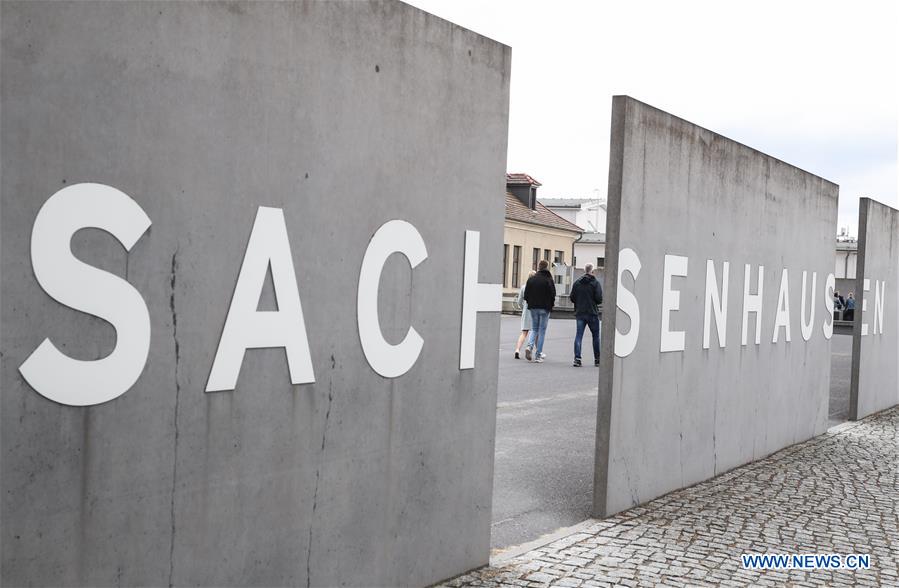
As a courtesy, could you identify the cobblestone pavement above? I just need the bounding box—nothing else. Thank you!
[443,407,899,588]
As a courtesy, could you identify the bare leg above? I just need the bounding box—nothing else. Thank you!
[515,330,529,353]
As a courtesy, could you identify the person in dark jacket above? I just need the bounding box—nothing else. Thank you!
[844,292,855,321]
[523,259,556,363]
[569,264,603,367]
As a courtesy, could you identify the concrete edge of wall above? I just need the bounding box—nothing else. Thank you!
[848,199,870,420]
[592,96,626,518]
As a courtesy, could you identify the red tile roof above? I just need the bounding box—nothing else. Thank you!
[506,172,542,187]
[505,193,583,234]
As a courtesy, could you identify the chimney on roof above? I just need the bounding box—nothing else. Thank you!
[506,173,541,210]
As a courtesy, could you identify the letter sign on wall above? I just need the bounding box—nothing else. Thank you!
[19,183,152,406]
[357,220,428,378]
[20,196,503,401]
[659,254,688,352]
[460,230,503,369]
[702,260,729,349]
[206,206,315,392]
[800,271,817,342]
[614,247,641,358]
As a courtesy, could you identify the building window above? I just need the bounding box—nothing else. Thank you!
[554,250,564,264]
[512,246,522,288]
[502,244,509,288]
[596,256,605,270]
[543,249,551,262]
[532,248,540,270]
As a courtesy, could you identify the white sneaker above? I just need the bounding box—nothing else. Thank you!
[525,347,533,361]
[538,352,547,360]
[535,357,544,363]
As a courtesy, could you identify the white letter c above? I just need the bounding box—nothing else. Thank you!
[357,220,427,378]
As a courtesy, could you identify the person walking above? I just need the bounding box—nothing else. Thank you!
[513,270,537,359]
[523,259,556,363]
[845,292,856,321]
[569,264,603,367]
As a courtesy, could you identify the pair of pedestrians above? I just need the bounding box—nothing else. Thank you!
[514,260,554,362]
[513,261,603,366]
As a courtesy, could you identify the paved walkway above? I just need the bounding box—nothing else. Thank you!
[490,314,853,550]
[443,407,899,587]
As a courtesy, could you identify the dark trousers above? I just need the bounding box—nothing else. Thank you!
[574,314,600,360]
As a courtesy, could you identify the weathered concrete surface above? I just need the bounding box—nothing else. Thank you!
[0,2,510,586]
[849,198,899,420]
[595,96,838,517]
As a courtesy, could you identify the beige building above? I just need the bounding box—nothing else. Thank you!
[502,174,582,306]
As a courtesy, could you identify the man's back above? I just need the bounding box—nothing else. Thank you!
[570,274,603,317]
[524,269,556,310]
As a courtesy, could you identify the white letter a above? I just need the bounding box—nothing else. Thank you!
[206,207,315,392]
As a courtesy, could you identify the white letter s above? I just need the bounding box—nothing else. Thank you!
[614,247,642,358]
[20,183,152,406]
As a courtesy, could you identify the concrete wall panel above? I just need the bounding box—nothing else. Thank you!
[0,2,510,586]
[849,198,899,420]
[595,96,838,517]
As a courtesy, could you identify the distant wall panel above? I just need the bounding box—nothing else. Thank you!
[849,198,899,420]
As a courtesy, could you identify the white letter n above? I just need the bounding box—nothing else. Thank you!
[703,259,729,349]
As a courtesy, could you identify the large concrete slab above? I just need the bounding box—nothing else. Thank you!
[849,198,899,420]
[1,2,510,586]
[595,96,838,517]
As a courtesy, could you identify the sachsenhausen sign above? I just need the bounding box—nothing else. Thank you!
[612,247,889,358]
[19,183,502,406]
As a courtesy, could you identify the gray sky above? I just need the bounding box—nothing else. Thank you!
[405,0,898,236]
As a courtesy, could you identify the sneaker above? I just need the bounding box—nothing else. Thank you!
[594,359,600,367]
[535,357,544,363]
[514,351,520,359]
[525,347,532,361]
[538,352,547,360]
[573,358,582,367]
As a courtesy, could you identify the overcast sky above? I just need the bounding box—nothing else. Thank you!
[405,0,898,236]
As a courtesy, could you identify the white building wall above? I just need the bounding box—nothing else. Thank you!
[542,200,607,233]
[574,242,606,270]
[835,248,858,279]
[575,204,607,233]
[552,208,579,225]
